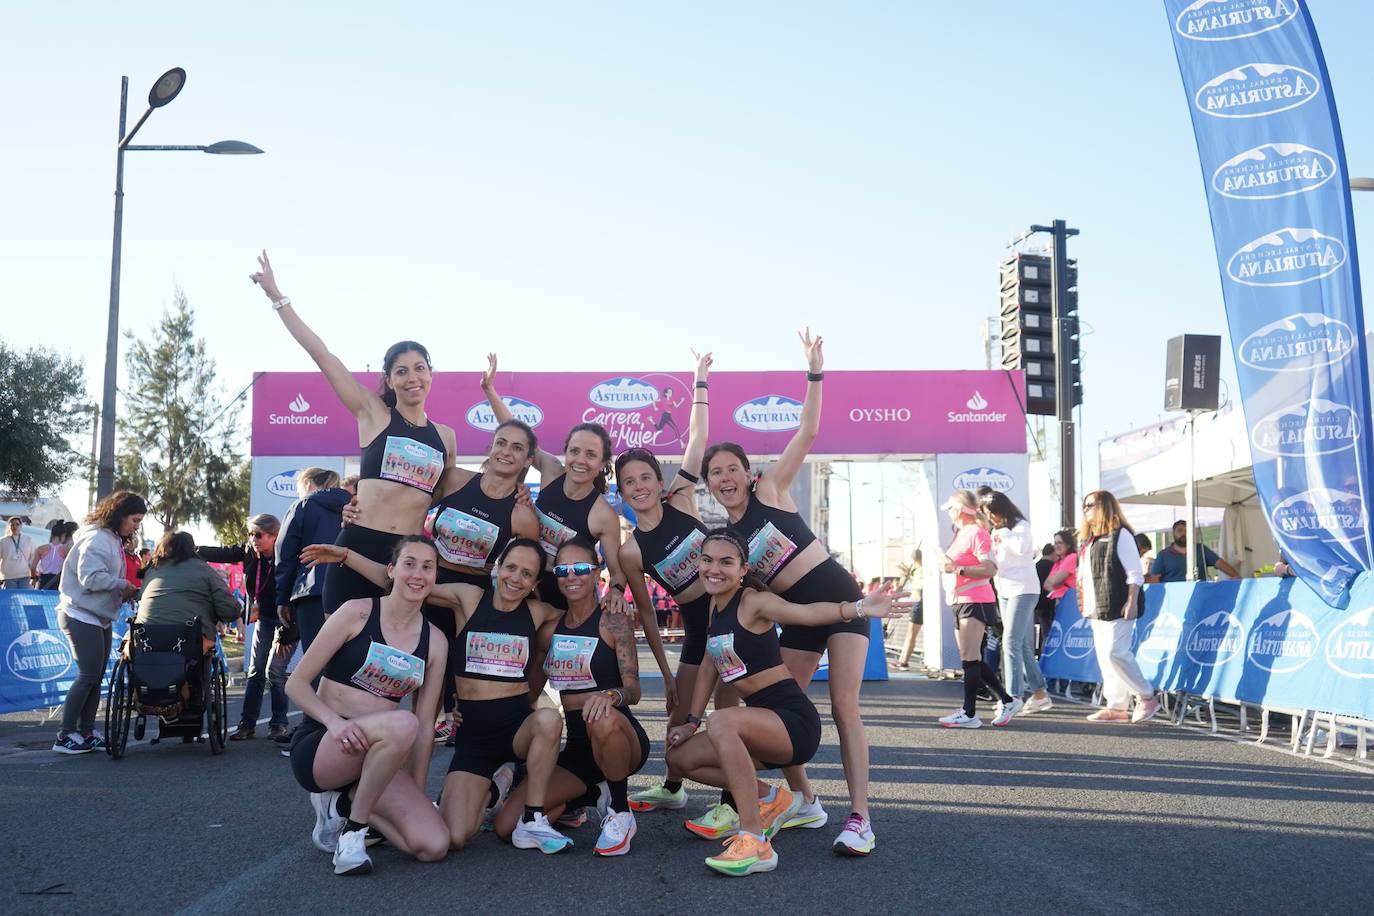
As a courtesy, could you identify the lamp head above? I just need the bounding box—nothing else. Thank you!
[204,140,264,155]
[148,68,186,108]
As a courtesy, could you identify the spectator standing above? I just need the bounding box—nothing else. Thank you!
[978,490,1051,714]
[32,523,72,590]
[1146,519,1239,583]
[276,468,353,654]
[1,516,36,588]
[1033,544,1056,655]
[893,550,923,670]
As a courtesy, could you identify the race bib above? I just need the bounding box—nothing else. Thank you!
[464,631,529,678]
[706,632,748,683]
[379,436,444,492]
[427,506,501,567]
[543,634,599,691]
[653,529,704,592]
[350,641,425,700]
[747,522,798,583]
[536,508,579,557]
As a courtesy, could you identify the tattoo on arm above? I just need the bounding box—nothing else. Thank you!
[605,611,641,703]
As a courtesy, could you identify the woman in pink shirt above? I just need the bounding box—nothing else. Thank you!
[1044,529,1078,601]
[937,491,1017,729]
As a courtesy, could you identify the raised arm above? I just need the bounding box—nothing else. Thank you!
[759,329,823,500]
[481,352,562,479]
[744,583,910,630]
[672,350,713,501]
[250,250,382,421]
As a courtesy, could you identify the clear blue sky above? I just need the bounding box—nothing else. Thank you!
[4,1,1372,553]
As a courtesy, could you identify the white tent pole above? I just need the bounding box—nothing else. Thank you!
[1186,411,1198,583]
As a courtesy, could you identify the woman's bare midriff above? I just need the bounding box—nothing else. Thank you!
[760,539,830,594]
[455,677,530,703]
[354,479,435,534]
[316,677,415,721]
[724,664,792,700]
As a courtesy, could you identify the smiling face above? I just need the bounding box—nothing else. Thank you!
[705,451,750,513]
[495,544,542,603]
[698,538,746,597]
[618,459,662,514]
[487,426,533,479]
[1053,534,1070,558]
[386,350,432,408]
[554,542,599,604]
[389,542,438,602]
[563,430,606,487]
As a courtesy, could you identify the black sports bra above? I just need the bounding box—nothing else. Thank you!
[426,473,517,569]
[359,408,448,494]
[543,605,622,696]
[730,483,819,584]
[632,500,707,596]
[705,587,783,684]
[453,588,537,683]
[321,598,431,702]
[534,474,598,557]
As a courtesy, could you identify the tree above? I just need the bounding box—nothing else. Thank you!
[0,340,88,498]
[116,288,250,533]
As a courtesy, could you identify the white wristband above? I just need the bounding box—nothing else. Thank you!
[271,296,291,311]
[855,597,866,619]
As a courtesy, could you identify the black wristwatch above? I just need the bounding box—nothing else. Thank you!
[686,713,704,726]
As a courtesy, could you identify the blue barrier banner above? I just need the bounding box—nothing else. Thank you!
[1165,0,1374,606]
[1039,581,1374,719]
[0,590,131,715]
[813,618,888,682]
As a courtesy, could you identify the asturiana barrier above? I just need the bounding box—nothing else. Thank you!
[0,590,132,716]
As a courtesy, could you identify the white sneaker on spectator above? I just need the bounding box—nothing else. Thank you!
[311,791,345,853]
[939,710,982,729]
[993,697,1024,726]
[332,827,372,875]
[1019,695,1054,715]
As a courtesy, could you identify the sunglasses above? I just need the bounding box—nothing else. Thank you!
[1082,501,1097,510]
[553,562,596,578]
[249,530,267,539]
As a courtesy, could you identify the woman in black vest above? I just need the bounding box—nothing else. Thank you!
[1076,490,1158,724]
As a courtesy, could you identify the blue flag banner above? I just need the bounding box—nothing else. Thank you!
[1165,0,1373,607]
[0,590,132,716]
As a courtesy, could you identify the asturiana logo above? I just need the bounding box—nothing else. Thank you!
[1211,142,1336,200]
[1250,398,1359,458]
[5,630,73,683]
[588,377,658,410]
[1226,227,1346,287]
[1194,63,1320,119]
[733,396,803,433]
[952,467,1013,492]
[1041,620,1064,657]
[1270,488,1366,545]
[465,396,544,431]
[1136,611,1185,664]
[265,470,301,499]
[1238,313,1354,373]
[1246,609,1320,674]
[1324,605,1374,680]
[1061,618,1096,660]
[948,391,1007,425]
[288,393,311,413]
[1175,0,1299,42]
[1185,611,1245,666]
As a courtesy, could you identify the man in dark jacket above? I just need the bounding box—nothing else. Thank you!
[275,473,354,653]
[198,514,289,741]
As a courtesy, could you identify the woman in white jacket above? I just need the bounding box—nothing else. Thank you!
[977,489,1051,714]
[53,491,147,754]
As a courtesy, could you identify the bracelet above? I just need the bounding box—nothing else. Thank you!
[341,548,350,563]
[695,381,709,390]
[807,371,824,382]
[605,689,620,707]
[856,597,866,619]
[272,296,291,311]
[685,713,703,726]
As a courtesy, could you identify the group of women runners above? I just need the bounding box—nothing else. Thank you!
[252,251,911,878]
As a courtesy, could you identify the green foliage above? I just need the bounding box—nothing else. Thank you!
[115,287,250,531]
[0,340,88,497]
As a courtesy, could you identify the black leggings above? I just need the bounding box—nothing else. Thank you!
[745,679,821,769]
[323,525,403,615]
[289,716,331,794]
[677,593,711,666]
[557,707,649,789]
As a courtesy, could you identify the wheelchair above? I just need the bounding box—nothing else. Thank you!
[105,618,229,759]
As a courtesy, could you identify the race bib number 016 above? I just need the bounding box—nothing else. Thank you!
[706,632,747,682]
[543,634,599,691]
[464,631,529,679]
[653,529,705,592]
[747,522,797,583]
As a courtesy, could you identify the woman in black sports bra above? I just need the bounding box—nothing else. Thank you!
[250,252,456,615]
[284,537,450,877]
[493,537,649,857]
[702,329,879,856]
[663,530,908,878]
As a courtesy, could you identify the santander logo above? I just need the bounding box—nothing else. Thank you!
[269,392,327,427]
[966,391,988,410]
[288,393,310,413]
[948,390,1006,425]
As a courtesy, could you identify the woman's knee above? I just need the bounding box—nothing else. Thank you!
[379,710,420,744]
[531,707,562,738]
[413,828,450,862]
[586,712,620,742]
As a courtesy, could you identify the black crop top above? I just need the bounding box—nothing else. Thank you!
[534,474,598,557]
[632,500,708,596]
[543,605,622,696]
[453,588,537,683]
[426,473,517,569]
[359,408,448,494]
[729,483,819,585]
[322,597,431,702]
[706,588,783,684]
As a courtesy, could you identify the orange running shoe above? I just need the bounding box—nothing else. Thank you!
[758,786,801,840]
[704,832,778,876]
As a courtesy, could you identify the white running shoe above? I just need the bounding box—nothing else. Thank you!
[938,710,982,729]
[832,812,876,856]
[1019,695,1054,715]
[593,781,612,825]
[782,794,829,830]
[483,761,516,826]
[332,827,373,875]
[594,810,637,856]
[310,791,345,853]
[512,813,574,854]
[992,697,1024,727]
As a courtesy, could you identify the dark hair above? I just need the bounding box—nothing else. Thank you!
[389,534,439,566]
[490,420,538,483]
[703,442,751,478]
[377,340,432,408]
[554,534,600,567]
[701,527,767,591]
[86,490,148,532]
[1172,519,1187,529]
[977,489,1027,529]
[563,423,614,494]
[1053,528,1077,552]
[1041,543,1055,557]
[1135,532,1153,554]
[614,448,663,488]
[496,536,546,575]
[248,513,281,536]
[152,531,197,567]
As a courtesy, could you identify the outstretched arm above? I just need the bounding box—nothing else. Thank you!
[744,583,910,630]
[669,349,712,509]
[759,329,823,499]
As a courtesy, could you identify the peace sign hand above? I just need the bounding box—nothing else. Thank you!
[249,250,285,303]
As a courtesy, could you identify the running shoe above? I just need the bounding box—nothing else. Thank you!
[52,734,92,755]
[704,832,777,877]
[782,794,828,830]
[832,813,876,856]
[1131,697,1162,724]
[594,810,637,856]
[511,813,574,854]
[759,786,800,841]
[433,719,454,744]
[482,761,516,827]
[593,781,612,825]
[554,808,588,830]
[938,710,982,729]
[629,783,687,811]
[311,790,345,853]
[1019,695,1054,715]
[332,827,373,875]
[992,697,1024,726]
[684,803,740,840]
[82,733,109,750]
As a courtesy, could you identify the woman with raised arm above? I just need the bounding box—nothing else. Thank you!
[664,530,908,877]
[700,330,874,855]
[284,537,450,876]
[250,251,456,616]
[303,537,571,854]
[618,351,737,814]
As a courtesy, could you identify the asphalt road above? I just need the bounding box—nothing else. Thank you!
[4,667,1371,915]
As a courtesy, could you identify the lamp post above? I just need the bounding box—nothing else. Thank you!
[96,68,263,501]
[865,480,912,578]
[829,465,858,575]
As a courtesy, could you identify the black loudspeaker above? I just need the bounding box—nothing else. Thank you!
[1164,334,1221,411]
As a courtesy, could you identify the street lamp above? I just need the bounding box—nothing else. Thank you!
[96,68,263,500]
[864,480,912,578]
[1350,177,1374,191]
[828,465,858,575]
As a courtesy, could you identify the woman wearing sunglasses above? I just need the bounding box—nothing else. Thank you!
[492,536,649,857]
[302,537,571,854]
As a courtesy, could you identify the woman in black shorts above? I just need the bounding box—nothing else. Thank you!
[664,530,908,877]
[494,537,650,856]
[251,252,456,616]
[284,537,450,876]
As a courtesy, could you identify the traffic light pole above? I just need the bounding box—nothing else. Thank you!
[1032,219,1080,529]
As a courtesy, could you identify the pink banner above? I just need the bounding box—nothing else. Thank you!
[251,370,1026,459]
